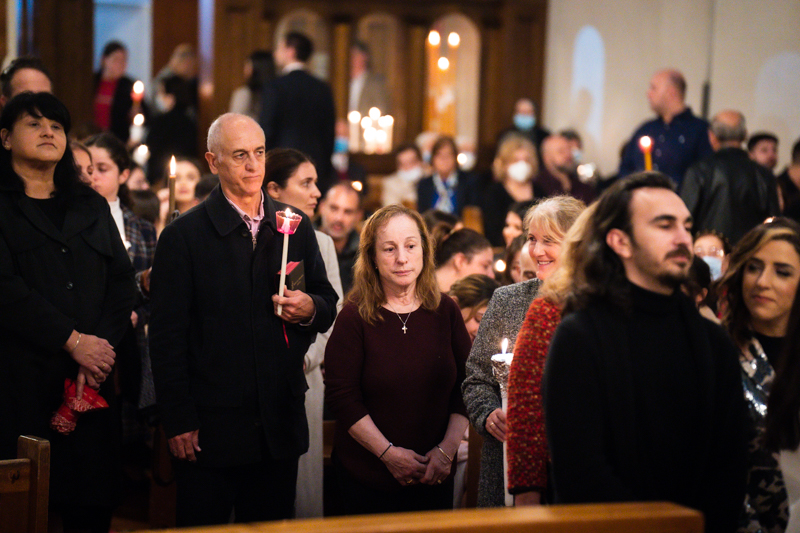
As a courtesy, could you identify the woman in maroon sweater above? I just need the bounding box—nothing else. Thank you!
[325,205,471,515]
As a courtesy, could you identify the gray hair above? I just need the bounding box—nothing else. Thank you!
[206,112,262,154]
[711,112,747,143]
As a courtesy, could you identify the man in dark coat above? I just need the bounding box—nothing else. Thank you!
[260,32,336,195]
[149,113,338,526]
[543,172,747,533]
[681,110,779,246]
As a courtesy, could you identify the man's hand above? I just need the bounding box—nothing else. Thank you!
[168,430,201,462]
[272,289,316,323]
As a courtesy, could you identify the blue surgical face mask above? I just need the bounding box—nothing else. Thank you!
[334,137,349,154]
[513,113,535,131]
[701,255,723,281]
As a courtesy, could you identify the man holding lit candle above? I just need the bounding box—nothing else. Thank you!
[543,172,747,533]
[618,69,712,189]
[149,113,338,526]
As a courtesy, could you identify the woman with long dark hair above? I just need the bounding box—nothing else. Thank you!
[263,147,343,517]
[719,218,800,533]
[0,92,136,532]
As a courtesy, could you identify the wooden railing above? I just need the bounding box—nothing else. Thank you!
[132,501,703,533]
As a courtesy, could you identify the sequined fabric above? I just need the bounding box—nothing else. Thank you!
[738,336,789,533]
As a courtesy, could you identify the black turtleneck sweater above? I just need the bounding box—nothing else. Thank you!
[543,282,748,533]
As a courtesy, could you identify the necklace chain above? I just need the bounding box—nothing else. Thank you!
[387,298,416,334]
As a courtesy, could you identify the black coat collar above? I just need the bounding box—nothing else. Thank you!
[204,184,284,239]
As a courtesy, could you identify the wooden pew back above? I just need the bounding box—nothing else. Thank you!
[0,435,50,533]
[135,501,703,533]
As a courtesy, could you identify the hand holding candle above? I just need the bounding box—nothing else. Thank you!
[639,135,653,171]
[276,208,302,317]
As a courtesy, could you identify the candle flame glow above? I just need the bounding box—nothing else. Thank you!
[133,113,145,126]
[438,57,450,71]
[369,107,381,120]
[169,155,176,177]
[347,110,361,124]
[285,207,292,216]
[133,80,144,95]
[639,136,652,150]
[428,31,441,46]
[448,32,460,47]
[351,181,363,192]
[502,338,509,355]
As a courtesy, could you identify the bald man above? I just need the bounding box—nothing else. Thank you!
[681,110,779,244]
[618,69,713,188]
[149,113,338,526]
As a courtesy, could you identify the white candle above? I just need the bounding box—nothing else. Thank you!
[276,208,299,316]
[492,338,514,506]
[348,111,361,152]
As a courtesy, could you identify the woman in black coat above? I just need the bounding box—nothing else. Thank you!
[0,92,136,533]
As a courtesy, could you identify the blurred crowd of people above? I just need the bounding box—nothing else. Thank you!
[2,27,800,533]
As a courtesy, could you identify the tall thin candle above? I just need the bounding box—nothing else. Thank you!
[168,155,177,215]
[639,136,653,171]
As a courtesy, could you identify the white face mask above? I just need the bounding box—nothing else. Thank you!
[507,160,533,183]
[701,255,723,281]
[397,166,424,183]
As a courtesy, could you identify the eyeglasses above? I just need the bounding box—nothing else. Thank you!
[694,246,725,258]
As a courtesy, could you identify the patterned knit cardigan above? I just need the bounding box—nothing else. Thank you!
[507,297,561,494]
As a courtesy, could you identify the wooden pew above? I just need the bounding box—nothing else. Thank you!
[0,435,50,533]
[132,501,703,533]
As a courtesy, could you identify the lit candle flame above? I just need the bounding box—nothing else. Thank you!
[639,136,652,151]
[169,155,176,177]
[133,113,145,126]
[351,181,363,192]
[438,57,450,71]
[285,207,292,216]
[448,32,460,47]
[428,31,441,46]
[347,110,361,124]
[368,107,381,121]
[133,80,144,95]
[501,338,509,355]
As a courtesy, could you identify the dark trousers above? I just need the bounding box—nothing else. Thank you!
[174,455,299,527]
[331,453,453,516]
[55,504,114,533]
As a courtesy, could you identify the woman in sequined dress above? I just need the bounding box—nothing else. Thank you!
[719,218,800,533]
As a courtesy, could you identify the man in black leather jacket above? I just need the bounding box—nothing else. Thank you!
[681,110,779,245]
